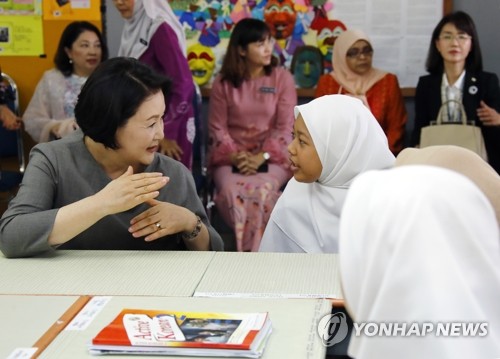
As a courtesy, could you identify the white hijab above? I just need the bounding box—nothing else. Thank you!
[118,0,187,59]
[259,95,395,253]
[340,166,500,359]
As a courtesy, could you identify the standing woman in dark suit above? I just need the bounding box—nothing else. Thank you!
[411,11,500,173]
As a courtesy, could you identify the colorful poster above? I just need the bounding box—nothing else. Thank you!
[0,0,43,56]
[0,15,43,56]
[42,0,100,20]
[0,0,41,14]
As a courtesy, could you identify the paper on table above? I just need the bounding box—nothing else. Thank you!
[66,296,112,331]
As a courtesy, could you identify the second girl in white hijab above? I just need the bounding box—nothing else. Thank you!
[339,166,500,358]
[259,94,395,253]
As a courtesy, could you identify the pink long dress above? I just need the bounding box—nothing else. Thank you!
[208,67,296,251]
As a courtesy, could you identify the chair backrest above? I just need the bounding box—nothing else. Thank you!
[0,72,25,173]
[194,82,207,178]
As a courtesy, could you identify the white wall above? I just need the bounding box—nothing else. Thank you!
[454,0,500,77]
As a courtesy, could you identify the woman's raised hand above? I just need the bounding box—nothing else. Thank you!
[95,166,169,215]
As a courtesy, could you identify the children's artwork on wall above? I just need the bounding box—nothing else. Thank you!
[169,0,340,88]
[169,0,446,89]
[187,42,216,86]
[291,45,323,88]
[310,18,346,73]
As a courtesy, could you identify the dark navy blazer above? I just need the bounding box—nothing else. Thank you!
[412,71,500,173]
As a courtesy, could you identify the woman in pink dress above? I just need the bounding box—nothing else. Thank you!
[208,18,296,251]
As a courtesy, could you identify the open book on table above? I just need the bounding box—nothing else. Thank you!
[88,308,272,358]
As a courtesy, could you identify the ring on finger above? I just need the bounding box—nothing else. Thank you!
[155,222,161,231]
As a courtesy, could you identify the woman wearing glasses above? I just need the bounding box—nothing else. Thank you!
[411,11,500,174]
[315,29,407,155]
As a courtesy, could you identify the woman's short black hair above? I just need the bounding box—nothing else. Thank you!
[219,18,278,87]
[75,57,171,149]
[426,11,483,74]
[54,21,109,77]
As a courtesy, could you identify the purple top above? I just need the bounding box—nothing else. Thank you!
[139,22,195,169]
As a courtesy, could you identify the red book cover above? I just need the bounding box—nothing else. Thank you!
[91,308,271,356]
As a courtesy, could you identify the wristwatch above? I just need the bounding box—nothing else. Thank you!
[181,215,202,242]
[262,152,271,161]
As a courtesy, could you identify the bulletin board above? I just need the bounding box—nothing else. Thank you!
[172,0,452,91]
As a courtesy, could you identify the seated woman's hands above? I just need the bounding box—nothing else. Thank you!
[230,151,266,175]
[51,118,79,139]
[159,138,183,160]
[0,104,21,130]
[128,199,197,242]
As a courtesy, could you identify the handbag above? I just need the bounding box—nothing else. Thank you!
[419,99,488,160]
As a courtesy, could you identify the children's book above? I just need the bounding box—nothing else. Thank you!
[88,309,272,358]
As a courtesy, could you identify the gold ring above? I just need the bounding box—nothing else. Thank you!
[155,222,161,230]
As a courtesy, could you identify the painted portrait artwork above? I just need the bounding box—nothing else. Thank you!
[170,0,344,87]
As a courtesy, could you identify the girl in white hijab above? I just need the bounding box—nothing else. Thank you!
[339,165,500,359]
[114,0,194,169]
[259,94,395,253]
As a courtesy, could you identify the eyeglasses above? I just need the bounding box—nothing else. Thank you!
[438,34,472,43]
[346,46,373,59]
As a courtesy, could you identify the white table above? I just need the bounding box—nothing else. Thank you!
[0,250,215,296]
[0,294,82,358]
[194,252,343,299]
[39,295,331,359]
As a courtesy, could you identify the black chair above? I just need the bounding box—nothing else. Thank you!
[191,83,217,220]
[192,82,205,189]
[0,72,25,202]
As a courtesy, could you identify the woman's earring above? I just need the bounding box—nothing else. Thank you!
[69,59,73,64]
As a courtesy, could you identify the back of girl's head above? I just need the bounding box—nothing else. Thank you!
[339,166,500,359]
[220,18,277,87]
[426,11,482,74]
[54,21,109,76]
[75,57,171,149]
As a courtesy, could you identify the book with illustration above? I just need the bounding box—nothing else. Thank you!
[88,308,272,358]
